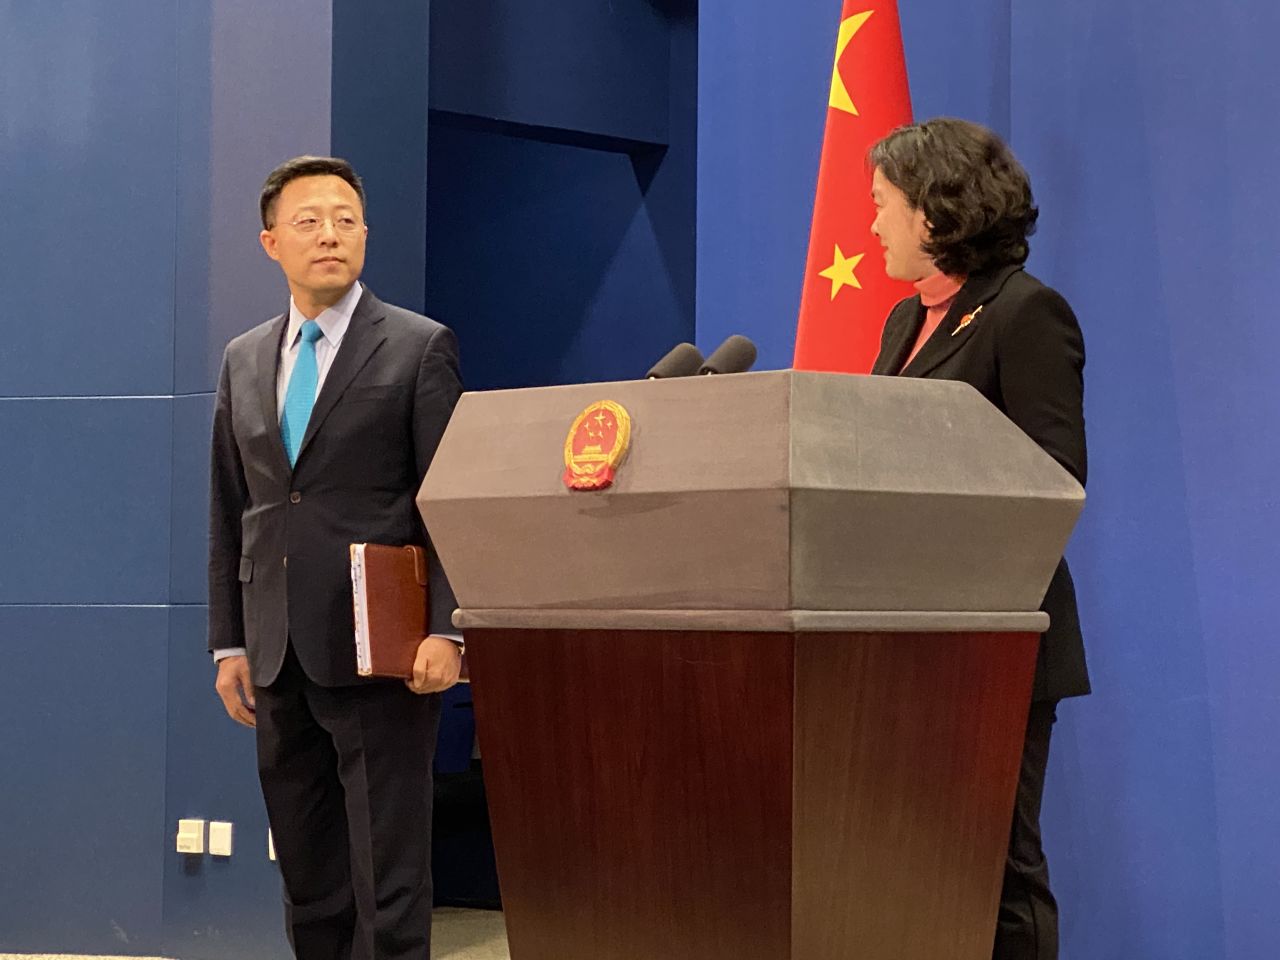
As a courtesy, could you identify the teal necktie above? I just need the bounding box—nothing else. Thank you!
[281,320,324,467]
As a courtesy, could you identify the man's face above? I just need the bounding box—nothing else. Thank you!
[870,167,935,282]
[259,174,367,306]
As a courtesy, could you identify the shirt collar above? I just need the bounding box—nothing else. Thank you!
[914,271,965,308]
[285,281,363,349]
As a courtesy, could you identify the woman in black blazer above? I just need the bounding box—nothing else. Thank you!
[868,118,1088,960]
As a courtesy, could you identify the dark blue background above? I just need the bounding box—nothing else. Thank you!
[2,0,1275,957]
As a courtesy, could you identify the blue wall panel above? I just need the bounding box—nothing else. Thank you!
[0,399,172,604]
[174,0,214,398]
[425,124,693,389]
[696,1,829,369]
[0,606,169,953]
[161,605,288,960]
[0,0,177,397]
[1105,17,1280,952]
[332,0,431,314]
[430,0,670,146]
[898,0,1011,136]
[656,2,699,350]
[174,0,334,396]
[171,394,216,605]
[1010,1,1280,955]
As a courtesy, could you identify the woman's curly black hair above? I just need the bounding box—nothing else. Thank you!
[869,118,1038,277]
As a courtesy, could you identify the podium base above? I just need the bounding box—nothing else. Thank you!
[467,627,1037,960]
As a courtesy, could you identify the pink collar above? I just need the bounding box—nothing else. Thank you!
[914,272,965,308]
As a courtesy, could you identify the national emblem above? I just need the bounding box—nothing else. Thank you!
[562,400,632,491]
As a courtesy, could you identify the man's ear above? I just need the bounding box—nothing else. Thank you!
[260,229,280,262]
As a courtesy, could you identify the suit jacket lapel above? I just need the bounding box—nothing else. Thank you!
[872,298,925,375]
[900,264,1023,378]
[295,287,388,465]
[256,312,293,475]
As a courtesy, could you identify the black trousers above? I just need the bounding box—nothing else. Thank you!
[992,700,1059,960]
[255,645,443,960]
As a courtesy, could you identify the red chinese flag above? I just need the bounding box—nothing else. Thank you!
[793,2,914,373]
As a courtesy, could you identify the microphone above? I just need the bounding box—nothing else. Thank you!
[698,335,758,375]
[645,342,705,379]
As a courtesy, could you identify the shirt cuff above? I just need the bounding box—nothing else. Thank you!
[433,633,465,653]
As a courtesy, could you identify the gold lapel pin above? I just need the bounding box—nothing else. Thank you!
[952,304,983,336]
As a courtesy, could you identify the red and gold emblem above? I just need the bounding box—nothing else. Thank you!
[563,400,632,491]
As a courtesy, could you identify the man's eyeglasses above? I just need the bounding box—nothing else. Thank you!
[283,216,364,235]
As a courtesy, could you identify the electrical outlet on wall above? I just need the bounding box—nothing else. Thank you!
[209,821,234,857]
[176,819,205,855]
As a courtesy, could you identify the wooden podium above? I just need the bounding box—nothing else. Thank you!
[418,371,1084,960]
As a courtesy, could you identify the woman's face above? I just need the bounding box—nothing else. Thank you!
[870,167,936,282]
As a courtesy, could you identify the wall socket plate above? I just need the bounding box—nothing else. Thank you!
[209,820,234,857]
[176,818,205,855]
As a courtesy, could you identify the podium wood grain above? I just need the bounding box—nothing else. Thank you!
[466,628,1036,960]
[792,631,1036,960]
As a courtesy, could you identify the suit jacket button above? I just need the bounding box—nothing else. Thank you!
[289,491,302,504]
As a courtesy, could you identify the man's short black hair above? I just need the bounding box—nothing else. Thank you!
[259,155,366,229]
[869,118,1038,277]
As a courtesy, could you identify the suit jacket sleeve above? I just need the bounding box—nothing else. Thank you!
[412,324,464,635]
[208,349,250,653]
[996,286,1087,486]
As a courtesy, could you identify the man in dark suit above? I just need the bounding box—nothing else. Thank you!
[208,155,463,960]
[867,119,1089,960]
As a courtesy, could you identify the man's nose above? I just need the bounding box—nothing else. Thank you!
[316,219,339,242]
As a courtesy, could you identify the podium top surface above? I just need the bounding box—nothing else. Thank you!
[423,371,1081,498]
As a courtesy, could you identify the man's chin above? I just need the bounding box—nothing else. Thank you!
[307,274,354,291]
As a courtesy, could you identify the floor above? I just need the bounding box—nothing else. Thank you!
[0,907,512,960]
[431,908,511,960]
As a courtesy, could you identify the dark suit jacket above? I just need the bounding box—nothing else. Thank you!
[872,264,1090,701]
[208,287,462,688]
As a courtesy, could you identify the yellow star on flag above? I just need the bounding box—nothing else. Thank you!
[818,245,865,300]
[829,10,875,116]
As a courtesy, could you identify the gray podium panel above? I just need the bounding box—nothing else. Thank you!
[419,371,1083,619]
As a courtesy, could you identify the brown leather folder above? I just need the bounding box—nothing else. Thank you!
[350,543,430,679]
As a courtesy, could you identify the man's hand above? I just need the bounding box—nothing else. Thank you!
[406,635,462,694]
[215,655,257,728]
